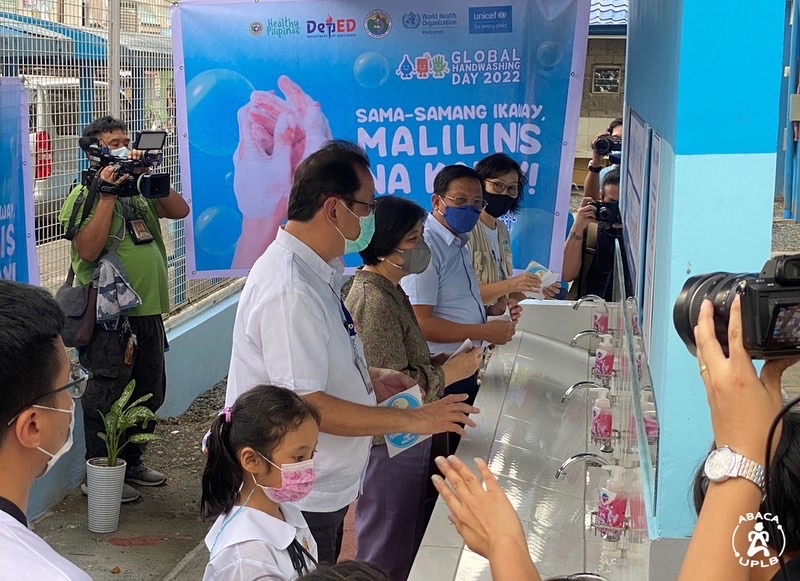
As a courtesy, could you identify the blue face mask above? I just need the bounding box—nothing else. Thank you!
[438,201,482,234]
[336,200,375,254]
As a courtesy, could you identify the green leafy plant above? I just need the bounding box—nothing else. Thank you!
[97,380,159,466]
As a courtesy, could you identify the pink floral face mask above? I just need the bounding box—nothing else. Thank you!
[252,452,315,503]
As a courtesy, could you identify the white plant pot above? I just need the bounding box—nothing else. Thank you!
[86,458,126,533]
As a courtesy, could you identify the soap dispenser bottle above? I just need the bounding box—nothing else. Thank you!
[597,466,628,553]
[593,334,615,379]
[591,387,613,445]
[633,336,644,381]
[628,474,647,550]
[593,302,609,334]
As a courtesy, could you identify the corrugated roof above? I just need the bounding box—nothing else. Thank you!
[590,0,628,26]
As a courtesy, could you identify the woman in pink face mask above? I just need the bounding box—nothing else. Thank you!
[200,385,321,580]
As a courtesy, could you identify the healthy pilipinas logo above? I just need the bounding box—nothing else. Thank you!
[469,5,513,34]
[306,15,357,38]
[265,17,300,38]
[364,9,392,39]
[733,512,786,568]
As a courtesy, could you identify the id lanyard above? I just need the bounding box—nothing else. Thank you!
[331,287,374,395]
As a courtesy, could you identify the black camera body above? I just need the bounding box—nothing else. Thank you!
[593,135,622,156]
[673,255,800,359]
[590,201,621,225]
[80,130,170,198]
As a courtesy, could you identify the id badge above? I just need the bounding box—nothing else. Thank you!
[126,218,155,244]
[351,339,374,395]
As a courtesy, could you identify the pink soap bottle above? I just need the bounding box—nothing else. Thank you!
[597,466,628,550]
[628,475,647,548]
[591,388,613,445]
[592,304,609,334]
[593,334,615,379]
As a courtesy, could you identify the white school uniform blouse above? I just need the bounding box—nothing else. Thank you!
[225,228,376,512]
[0,510,91,580]
[203,503,318,581]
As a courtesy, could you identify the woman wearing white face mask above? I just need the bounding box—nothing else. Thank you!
[200,385,321,580]
[0,279,92,580]
[342,195,482,581]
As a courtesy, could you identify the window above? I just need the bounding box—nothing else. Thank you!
[592,65,621,94]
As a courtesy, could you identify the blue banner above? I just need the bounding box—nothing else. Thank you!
[173,0,589,277]
[0,77,38,284]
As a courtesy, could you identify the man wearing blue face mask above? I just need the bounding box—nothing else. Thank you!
[58,116,189,503]
[0,280,91,579]
[401,165,522,457]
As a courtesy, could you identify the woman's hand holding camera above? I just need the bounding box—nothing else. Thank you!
[694,296,798,464]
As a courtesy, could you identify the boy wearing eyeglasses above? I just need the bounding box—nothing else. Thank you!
[0,280,91,579]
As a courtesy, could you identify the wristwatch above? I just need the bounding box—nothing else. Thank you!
[587,161,603,174]
[703,446,765,492]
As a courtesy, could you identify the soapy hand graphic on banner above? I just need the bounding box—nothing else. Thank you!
[231,75,332,269]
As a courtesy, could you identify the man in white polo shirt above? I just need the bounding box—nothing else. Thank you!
[225,140,478,564]
[0,280,91,580]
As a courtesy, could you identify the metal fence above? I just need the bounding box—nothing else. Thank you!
[0,0,235,311]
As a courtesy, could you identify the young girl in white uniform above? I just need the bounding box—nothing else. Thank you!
[201,385,320,580]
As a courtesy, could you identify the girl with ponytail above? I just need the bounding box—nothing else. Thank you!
[200,384,321,580]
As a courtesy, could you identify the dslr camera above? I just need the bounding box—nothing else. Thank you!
[80,130,170,198]
[593,135,622,157]
[590,201,621,225]
[673,254,800,359]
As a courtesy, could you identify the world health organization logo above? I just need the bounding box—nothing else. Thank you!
[402,11,421,29]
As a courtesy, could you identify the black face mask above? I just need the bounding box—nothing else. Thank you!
[484,193,518,218]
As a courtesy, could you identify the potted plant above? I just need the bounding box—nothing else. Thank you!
[86,379,159,533]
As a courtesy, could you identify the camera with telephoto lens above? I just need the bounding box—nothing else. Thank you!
[673,255,800,359]
[79,130,170,198]
[590,201,621,225]
[593,135,622,157]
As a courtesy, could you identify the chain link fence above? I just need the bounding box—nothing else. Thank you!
[0,0,235,312]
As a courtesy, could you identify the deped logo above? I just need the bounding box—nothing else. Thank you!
[733,512,786,568]
[306,15,357,37]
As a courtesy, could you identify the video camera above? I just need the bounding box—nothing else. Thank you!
[79,130,170,198]
[673,255,800,359]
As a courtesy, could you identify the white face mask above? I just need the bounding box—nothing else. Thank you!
[35,399,75,478]
[110,146,130,159]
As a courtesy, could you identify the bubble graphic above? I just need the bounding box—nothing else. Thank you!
[536,41,564,70]
[186,69,255,156]
[194,205,242,256]
[353,52,390,89]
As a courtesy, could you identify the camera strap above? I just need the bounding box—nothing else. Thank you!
[64,173,124,241]
[567,222,598,300]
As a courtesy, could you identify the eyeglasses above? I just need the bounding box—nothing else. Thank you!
[331,195,376,215]
[6,363,91,426]
[484,179,520,197]
[440,195,488,210]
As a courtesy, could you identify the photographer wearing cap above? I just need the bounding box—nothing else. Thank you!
[562,167,632,300]
[584,117,623,201]
[58,116,189,503]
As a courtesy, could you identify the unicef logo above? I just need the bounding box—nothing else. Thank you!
[733,512,786,568]
[364,9,392,39]
[497,10,508,19]
[402,11,421,29]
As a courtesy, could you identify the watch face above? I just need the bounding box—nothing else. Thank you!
[704,447,734,481]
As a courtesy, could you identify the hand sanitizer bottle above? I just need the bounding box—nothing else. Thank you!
[593,334,615,379]
[597,466,628,554]
[628,474,647,552]
[593,303,609,334]
[591,387,613,446]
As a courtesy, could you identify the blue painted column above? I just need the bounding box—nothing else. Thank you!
[627,0,785,539]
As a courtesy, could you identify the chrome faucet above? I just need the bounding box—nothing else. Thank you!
[572,294,606,311]
[554,453,609,479]
[561,380,604,403]
[569,329,602,348]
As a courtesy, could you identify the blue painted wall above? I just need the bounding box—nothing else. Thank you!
[627,1,784,538]
[28,291,241,521]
